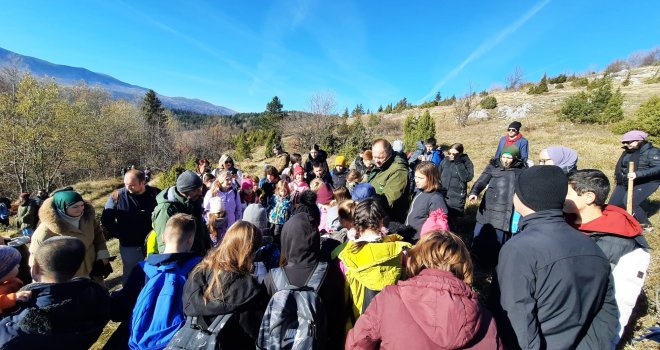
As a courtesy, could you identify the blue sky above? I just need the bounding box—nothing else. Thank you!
[1,0,658,113]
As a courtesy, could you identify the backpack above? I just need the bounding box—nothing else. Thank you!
[129,256,202,350]
[257,262,328,350]
[165,314,233,350]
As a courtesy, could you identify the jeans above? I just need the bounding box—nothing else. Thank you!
[609,182,659,225]
[120,245,146,285]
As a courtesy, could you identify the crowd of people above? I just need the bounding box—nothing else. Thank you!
[0,121,657,349]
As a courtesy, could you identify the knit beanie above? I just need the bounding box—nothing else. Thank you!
[501,145,521,159]
[241,177,254,191]
[352,183,376,202]
[515,166,568,212]
[0,246,21,281]
[209,197,225,214]
[52,188,83,212]
[293,165,304,177]
[419,208,449,238]
[335,156,347,167]
[508,121,522,131]
[243,204,269,234]
[176,170,203,193]
[392,140,404,153]
[316,183,334,205]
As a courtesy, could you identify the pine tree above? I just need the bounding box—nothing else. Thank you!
[416,110,436,142]
[266,96,284,117]
[264,130,279,157]
[342,108,349,119]
[403,113,418,150]
[384,103,393,113]
[235,133,251,160]
[377,105,383,113]
[434,91,442,103]
[142,89,166,127]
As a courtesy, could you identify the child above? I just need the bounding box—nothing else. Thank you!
[110,214,202,350]
[316,183,335,233]
[405,161,449,241]
[289,165,309,207]
[240,177,258,210]
[346,169,362,195]
[0,237,111,348]
[324,187,351,235]
[201,173,215,197]
[0,246,30,314]
[207,197,228,246]
[268,180,293,244]
[338,198,411,321]
[259,165,280,210]
[312,160,333,186]
[331,156,349,188]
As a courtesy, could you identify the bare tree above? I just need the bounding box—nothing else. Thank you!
[453,84,475,127]
[506,66,524,90]
[283,91,339,152]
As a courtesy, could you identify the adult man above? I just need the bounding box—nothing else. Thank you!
[152,170,211,256]
[565,169,650,342]
[273,144,290,174]
[101,169,159,284]
[610,130,660,231]
[494,166,617,349]
[368,139,410,222]
[494,121,529,161]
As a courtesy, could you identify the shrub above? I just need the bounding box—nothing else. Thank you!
[611,96,660,143]
[571,77,589,87]
[559,80,623,124]
[556,83,565,89]
[548,74,567,84]
[645,69,660,84]
[622,71,631,86]
[479,90,489,97]
[157,157,197,189]
[480,96,498,109]
[528,74,549,95]
[587,76,612,90]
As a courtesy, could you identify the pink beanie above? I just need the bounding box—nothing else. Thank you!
[420,208,449,238]
[241,177,254,191]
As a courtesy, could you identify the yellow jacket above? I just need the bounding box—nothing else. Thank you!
[338,234,411,320]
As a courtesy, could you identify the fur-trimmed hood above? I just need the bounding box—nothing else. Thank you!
[37,197,96,235]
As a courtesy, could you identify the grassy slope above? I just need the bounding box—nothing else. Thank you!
[1,67,658,349]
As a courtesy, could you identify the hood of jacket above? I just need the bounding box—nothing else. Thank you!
[184,270,265,316]
[338,234,411,290]
[156,186,189,206]
[575,204,642,238]
[396,269,485,348]
[37,197,96,235]
[17,278,110,335]
[281,213,320,266]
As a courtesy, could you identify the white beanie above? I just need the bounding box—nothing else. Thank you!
[209,197,225,214]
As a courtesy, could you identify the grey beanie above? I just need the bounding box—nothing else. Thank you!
[243,203,269,234]
[176,170,203,193]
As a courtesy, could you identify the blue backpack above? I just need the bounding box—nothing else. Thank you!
[129,257,202,350]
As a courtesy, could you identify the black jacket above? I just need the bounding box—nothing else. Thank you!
[263,213,348,350]
[0,278,110,350]
[470,158,524,232]
[493,210,618,350]
[615,141,660,186]
[183,270,269,350]
[331,168,348,189]
[405,190,448,239]
[303,149,330,182]
[439,154,474,212]
[101,186,159,247]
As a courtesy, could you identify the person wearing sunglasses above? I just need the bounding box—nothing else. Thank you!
[494,121,529,162]
[610,130,660,232]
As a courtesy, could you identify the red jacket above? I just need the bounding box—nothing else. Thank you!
[346,269,502,350]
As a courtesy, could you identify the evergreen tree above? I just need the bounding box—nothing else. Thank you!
[368,113,381,127]
[351,104,364,118]
[142,89,166,127]
[416,110,436,142]
[403,113,418,150]
[384,103,393,113]
[342,107,349,119]
[235,133,251,160]
[377,105,383,113]
[266,96,284,117]
[264,130,278,158]
[434,91,442,103]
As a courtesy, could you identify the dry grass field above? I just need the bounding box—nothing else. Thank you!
[1,66,658,349]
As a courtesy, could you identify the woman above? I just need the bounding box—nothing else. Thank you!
[215,154,243,189]
[346,231,501,349]
[303,144,330,182]
[539,145,578,175]
[468,145,525,268]
[204,170,242,227]
[16,193,38,236]
[406,161,448,240]
[610,130,660,230]
[29,187,110,279]
[182,221,269,349]
[439,143,474,222]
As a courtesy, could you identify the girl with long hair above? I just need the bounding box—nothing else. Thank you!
[182,221,269,349]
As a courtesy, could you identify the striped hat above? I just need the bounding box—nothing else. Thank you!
[0,246,21,280]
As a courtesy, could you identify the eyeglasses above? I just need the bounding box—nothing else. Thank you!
[539,159,552,164]
[508,128,518,132]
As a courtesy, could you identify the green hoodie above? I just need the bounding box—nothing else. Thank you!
[152,187,211,255]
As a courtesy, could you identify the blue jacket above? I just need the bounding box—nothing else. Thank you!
[0,278,110,350]
[494,135,529,160]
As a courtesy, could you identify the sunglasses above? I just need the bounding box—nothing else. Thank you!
[508,128,518,132]
[621,141,636,145]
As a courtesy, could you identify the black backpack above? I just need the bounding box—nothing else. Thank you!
[257,262,328,350]
[165,314,233,350]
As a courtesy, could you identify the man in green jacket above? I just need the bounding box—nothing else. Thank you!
[368,139,410,223]
[152,170,211,255]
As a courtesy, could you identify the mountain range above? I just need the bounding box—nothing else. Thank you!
[0,47,236,115]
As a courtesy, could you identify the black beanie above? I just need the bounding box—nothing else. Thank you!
[508,121,522,131]
[515,166,568,211]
